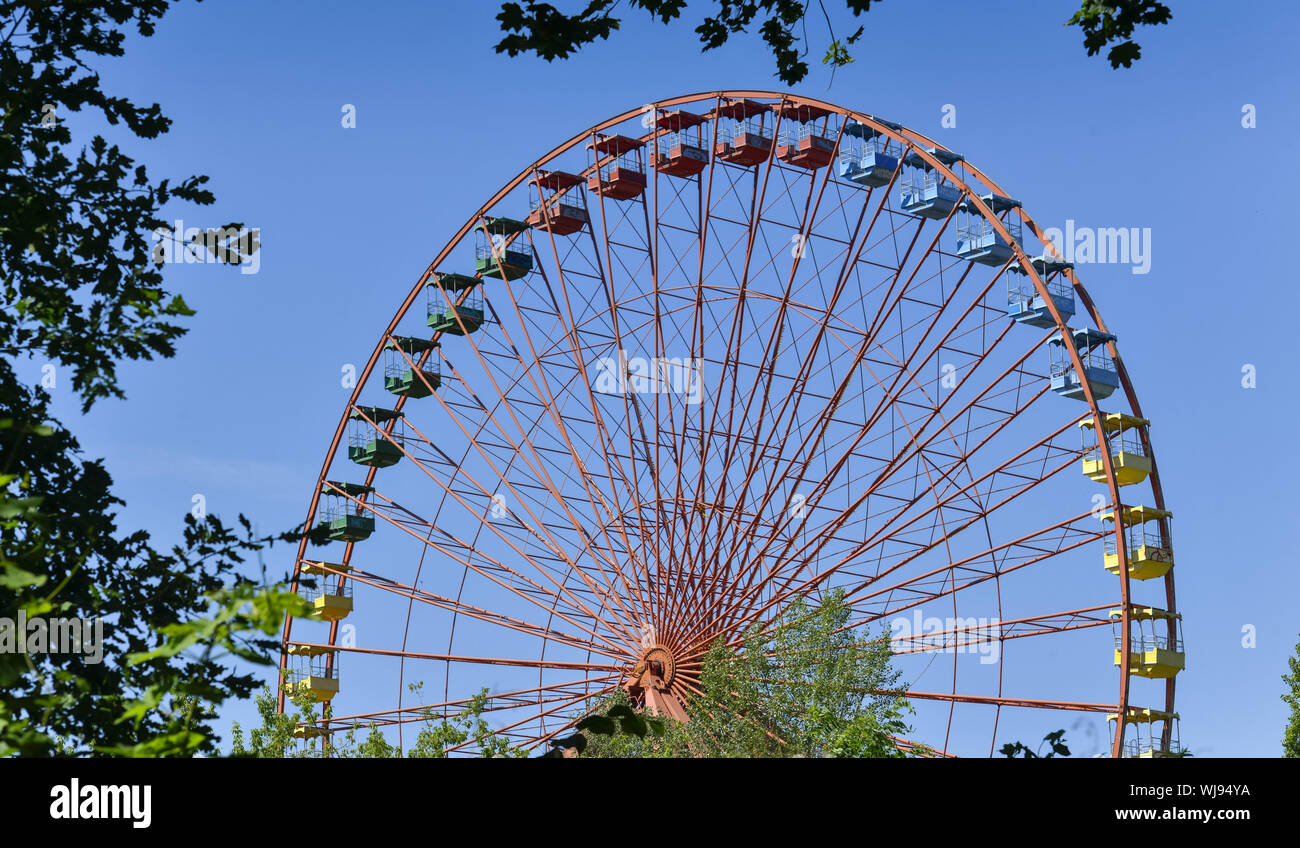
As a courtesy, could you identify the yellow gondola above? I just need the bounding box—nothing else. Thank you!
[1109,607,1184,678]
[1101,505,1174,580]
[1079,412,1151,486]
[299,561,353,622]
[1107,708,1182,758]
[284,644,340,703]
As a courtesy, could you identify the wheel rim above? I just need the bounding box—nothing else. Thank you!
[279,91,1178,758]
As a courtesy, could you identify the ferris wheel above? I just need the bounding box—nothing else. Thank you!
[278,91,1181,758]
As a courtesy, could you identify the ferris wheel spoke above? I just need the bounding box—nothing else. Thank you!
[561,327,671,628]
[387,407,629,589]
[656,117,726,613]
[397,280,673,633]
[802,265,1017,491]
[699,262,996,599]
[688,429,1084,650]
[356,489,641,651]
[419,293,661,638]
[442,244,653,541]
[725,331,1060,603]
[584,137,664,513]
[687,245,988,609]
[535,248,678,631]
[855,202,959,347]
[513,694,617,754]
[664,306,818,609]
[892,691,1116,714]
[892,736,952,757]
[711,600,1113,670]
[646,161,706,619]
[448,312,658,601]
[670,118,790,573]
[527,181,678,590]
[288,641,625,674]
[886,603,1115,656]
[702,192,850,508]
[661,151,845,642]
[834,512,1101,630]
[864,354,1053,508]
[782,442,1084,614]
[672,180,909,614]
[691,190,844,496]
[580,161,728,634]
[531,319,673,625]
[374,441,642,640]
[311,674,621,731]
[700,262,916,546]
[848,414,1081,563]
[340,566,629,661]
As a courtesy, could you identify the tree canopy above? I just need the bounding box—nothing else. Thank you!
[494,1,1174,85]
[1,0,290,758]
[1283,633,1300,758]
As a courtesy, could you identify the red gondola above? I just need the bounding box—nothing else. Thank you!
[587,134,646,200]
[649,109,710,178]
[776,103,837,169]
[526,170,588,236]
[714,99,773,166]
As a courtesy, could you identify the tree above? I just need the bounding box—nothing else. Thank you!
[232,683,530,758]
[494,1,1174,85]
[575,590,927,757]
[1,0,285,758]
[541,700,665,757]
[0,369,309,756]
[1,0,253,409]
[1283,633,1300,758]
[230,688,317,759]
[1000,729,1070,758]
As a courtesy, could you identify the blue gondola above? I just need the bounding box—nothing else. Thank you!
[956,193,1022,266]
[1049,328,1119,401]
[900,148,964,219]
[839,118,900,187]
[1007,257,1076,328]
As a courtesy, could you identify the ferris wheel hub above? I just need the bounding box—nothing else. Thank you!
[633,644,676,687]
[625,644,689,723]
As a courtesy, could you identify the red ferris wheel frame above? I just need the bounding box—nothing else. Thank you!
[277,90,1177,759]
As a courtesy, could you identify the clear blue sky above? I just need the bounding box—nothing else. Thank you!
[27,0,1299,756]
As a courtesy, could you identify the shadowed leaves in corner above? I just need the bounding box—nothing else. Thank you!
[493,1,1172,85]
